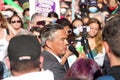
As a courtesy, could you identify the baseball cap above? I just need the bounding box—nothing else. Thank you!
[22,2,29,10]
[79,0,88,8]
[8,35,41,62]
[89,0,97,7]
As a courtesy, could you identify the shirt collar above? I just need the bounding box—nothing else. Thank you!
[47,50,62,63]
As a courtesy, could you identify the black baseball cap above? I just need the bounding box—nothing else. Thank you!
[89,0,97,7]
[8,35,41,62]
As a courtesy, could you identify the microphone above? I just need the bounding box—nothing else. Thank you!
[68,44,79,57]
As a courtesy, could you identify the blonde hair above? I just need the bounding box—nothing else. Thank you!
[95,30,103,53]
[0,12,8,28]
[87,18,103,53]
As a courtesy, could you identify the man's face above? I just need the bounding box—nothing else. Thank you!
[49,29,68,56]
[33,16,45,28]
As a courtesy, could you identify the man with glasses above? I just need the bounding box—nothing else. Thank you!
[30,13,57,30]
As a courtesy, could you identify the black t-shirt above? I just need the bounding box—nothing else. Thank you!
[108,66,120,80]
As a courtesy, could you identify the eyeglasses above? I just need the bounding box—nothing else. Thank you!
[11,20,21,23]
[36,21,46,26]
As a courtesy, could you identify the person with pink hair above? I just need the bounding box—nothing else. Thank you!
[64,58,103,80]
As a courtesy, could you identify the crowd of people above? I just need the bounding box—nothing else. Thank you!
[1,0,120,80]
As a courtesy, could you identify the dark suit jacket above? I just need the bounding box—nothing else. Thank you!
[41,50,67,80]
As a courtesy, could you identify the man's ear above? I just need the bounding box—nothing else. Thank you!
[46,40,52,49]
[39,56,44,71]
[103,41,111,56]
[5,57,11,69]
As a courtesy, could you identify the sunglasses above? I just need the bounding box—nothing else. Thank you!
[36,21,46,26]
[11,20,21,23]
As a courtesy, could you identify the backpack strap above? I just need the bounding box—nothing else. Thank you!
[6,28,10,35]
[112,5,120,14]
[96,75,115,80]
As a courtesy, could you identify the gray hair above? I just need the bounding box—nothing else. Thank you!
[31,13,43,24]
[16,29,33,36]
[40,23,64,47]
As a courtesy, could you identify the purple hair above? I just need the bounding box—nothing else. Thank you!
[64,58,102,80]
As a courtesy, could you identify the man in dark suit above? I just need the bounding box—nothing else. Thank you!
[40,23,69,80]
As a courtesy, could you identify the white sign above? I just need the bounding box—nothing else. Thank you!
[30,0,60,18]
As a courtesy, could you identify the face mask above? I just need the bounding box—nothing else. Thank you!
[52,20,57,23]
[73,27,80,36]
[89,7,98,13]
[60,8,67,14]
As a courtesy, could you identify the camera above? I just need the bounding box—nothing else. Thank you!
[73,25,90,36]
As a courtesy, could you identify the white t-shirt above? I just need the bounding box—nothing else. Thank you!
[94,49,106,67]
[68,48,106,67]
[2,70,54,80]
[0,29,9,61]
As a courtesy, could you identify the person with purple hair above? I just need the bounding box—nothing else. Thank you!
[64,58,103,80]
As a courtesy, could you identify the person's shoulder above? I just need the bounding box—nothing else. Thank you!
[41,50,50,55]
[2,76,15,80]
[41,51,52,58]
[30,70,54,80]
[41,51,58,64]
[3,70,54,80]
[96,75,115,80]
[39,70,54,76]
[41,50,55,59]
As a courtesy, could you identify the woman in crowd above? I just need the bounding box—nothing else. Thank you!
[47,11,59,23]
[65,8,72,23]
[86,18,105,67]
[71,18,84,38]
[72,18,83,28]
[0,12,16,79]
[0,12,13,61]
[9,14,27,36]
